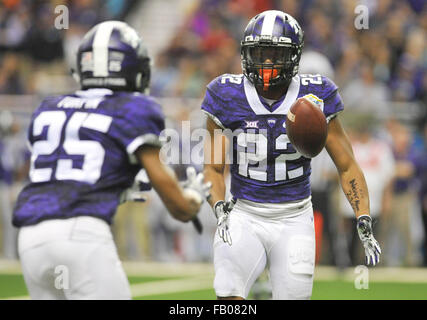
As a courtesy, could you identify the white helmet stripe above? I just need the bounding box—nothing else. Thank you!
[92,22,116,77]
[260,11,278,36]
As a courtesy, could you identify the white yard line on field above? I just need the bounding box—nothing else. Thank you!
[130,275,214,298]
[123,261,214,277]
[3,295,30,300]
[3,276,214,300]
[314,266,427,283]
[0,259,22,274]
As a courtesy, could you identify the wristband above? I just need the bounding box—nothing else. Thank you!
[357,215,372,226]
[213,200,225,219]
[357,214,371,221]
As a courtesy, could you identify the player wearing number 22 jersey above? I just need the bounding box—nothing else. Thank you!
[202,73,343,203]
[202,72,342,301]
[203,10,381,300]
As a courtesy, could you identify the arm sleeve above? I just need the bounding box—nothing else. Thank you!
[200,84,227,129]
[26,117,34,151]
[111,99,165,164]
[321,76,344,122]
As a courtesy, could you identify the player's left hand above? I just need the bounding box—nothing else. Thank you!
[357,215,381,266]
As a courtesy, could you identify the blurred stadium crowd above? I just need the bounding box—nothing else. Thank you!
[0,0,426,269]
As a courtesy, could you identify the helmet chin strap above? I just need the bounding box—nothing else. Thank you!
[70,68,80,84]
[135,73,142,91]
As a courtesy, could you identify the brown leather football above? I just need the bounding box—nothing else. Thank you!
[285,96,328,158]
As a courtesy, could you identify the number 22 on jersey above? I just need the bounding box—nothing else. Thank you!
[237,131,303,182]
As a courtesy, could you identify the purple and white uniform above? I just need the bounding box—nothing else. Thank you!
[14,88,165,300]
[201,73,344,299]
[202,73,343,203]
[13,88,164,227]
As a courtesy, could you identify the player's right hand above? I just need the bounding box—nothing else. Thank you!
[214,199,235,246]
[119,169,151,204]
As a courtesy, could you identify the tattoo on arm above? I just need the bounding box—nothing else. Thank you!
[345,179,362,213]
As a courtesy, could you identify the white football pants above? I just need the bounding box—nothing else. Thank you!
[18,216,131,300]
[213,197,315,299]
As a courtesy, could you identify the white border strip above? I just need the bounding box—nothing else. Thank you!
[260,11,277,36]
[326,110,343,123]
[92,23,115,77]
[201,110,226,129]
[127,133,162,164]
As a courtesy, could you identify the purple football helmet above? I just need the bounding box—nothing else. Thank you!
[76,21,150,93]
[241,10,304,91]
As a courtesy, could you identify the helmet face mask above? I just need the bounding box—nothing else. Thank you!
[246,46,293,65]
[241,11,304,91]
[76,21,151,93]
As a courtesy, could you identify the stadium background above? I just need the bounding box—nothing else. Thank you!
[0,0,426,300]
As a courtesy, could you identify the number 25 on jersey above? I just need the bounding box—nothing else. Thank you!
[29,110,112,184]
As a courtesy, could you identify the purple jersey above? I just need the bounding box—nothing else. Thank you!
[201,73,343,203]
[13,88,164,227]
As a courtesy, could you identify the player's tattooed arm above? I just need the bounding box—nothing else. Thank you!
[326,117,381,266]
[325,117,370,218]
[203,117,228,208]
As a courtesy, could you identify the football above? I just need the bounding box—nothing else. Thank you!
[285,96,328,158]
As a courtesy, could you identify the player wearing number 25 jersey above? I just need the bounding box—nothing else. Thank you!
[12,21,211,300]
[203,10,381,300]
[13,89,164,227]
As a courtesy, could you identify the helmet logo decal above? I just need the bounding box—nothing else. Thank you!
[285,14,301,35]
[278,37,292,43]
[81,52,93,73]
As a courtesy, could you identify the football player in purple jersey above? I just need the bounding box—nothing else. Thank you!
[202,10,381,300]
[12,21,211,299]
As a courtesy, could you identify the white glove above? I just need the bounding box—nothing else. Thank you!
[181,167,212,203]
[119,169,151,204]
[180,167,211,234]
[214,198,235,246]
[357,215,382,266]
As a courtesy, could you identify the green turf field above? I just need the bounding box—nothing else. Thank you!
[137,281,427,300]
[1,261,426,300]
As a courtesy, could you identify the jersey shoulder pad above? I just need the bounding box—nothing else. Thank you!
[299,74,344,121]
[108,93,165,157]
[202,74,245,129]
[299,74,339,100]
[114,92,164,122]
[30,95,70,122]
[206,73,244,101]
[37,94,69,110]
